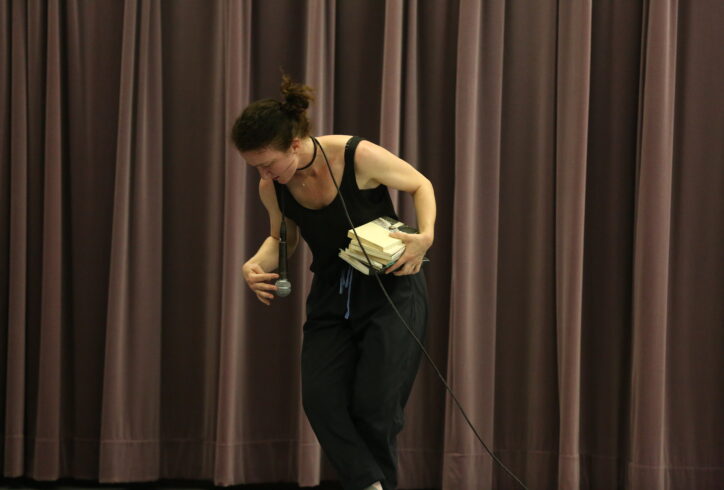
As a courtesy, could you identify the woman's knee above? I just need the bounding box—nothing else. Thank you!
[302,380,347,421]
[350,392,400,433]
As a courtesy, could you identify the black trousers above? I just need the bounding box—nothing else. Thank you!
[301,267,428,490]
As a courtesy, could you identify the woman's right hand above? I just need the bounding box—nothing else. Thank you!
[243,262,279,306]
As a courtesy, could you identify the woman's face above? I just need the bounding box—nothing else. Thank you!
[242,139,301,184]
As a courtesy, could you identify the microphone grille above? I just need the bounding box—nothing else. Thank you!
[275,279,292,297]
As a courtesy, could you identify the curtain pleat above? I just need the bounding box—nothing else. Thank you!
[99,0,163,482]
[31,0,64,479]
[554,1,592,489]
[580,1,642,488]
[664,2,724,488]
[379,0,404,157]
[215,0,252,485]
[0,0,11,469]
[443,0,505,488]
[379,0,412,209]
[495,0,561,486]
[2,0,723,488]
[4,0,30,475]
[628,0,679,488]
[305,0,335,135]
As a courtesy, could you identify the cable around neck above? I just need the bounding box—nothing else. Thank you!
[296,137,317,172]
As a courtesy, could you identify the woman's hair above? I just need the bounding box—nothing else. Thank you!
[231,75,314,152]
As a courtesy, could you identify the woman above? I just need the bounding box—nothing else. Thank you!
[231,76,436,490]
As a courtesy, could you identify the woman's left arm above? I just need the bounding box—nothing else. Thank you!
[355,141,436,276]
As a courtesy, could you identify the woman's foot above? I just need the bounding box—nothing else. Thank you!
[364,482,383,490]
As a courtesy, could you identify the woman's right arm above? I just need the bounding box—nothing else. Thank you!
[242,179,300,305]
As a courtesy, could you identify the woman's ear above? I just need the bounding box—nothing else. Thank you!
[290,137,302,153]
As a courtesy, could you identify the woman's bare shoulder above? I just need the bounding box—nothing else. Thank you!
[258,178,279,209]
[317,134,354,149]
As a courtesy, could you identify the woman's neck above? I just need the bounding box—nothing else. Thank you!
[295,137,318,176]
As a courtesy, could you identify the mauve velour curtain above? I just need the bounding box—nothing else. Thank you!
[2,1,723,489]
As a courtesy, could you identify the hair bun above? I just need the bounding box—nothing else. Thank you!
[281,94,309,115]
[280,74,314,117]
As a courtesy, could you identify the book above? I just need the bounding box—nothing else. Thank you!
[343,247,397,270]
[338,248,429,276]
[338,249,386,276]
[348,241,405,263]
[345,217,415,254]
[339,216,426,276]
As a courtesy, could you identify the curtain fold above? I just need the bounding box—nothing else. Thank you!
[4,0,31,475]
[443,0,504,488]
[0,0,11,469]
[379,0,406,210]
[495,0,561,485]
[628,0,678,488]
[379,0,404,158]
[553,1,591,489]
[2,1,723,488]
[580,1,642,488]
[664,2,724,488]
[99,0,163,481]
[214,0,251,486]
[32,0,65,479]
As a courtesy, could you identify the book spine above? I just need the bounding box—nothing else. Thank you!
[338,251,372,275]
[348,243,395,262]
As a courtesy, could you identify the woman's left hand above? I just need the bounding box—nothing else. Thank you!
[385,231,432,276]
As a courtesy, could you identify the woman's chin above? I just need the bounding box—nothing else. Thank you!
[278,164,297,184]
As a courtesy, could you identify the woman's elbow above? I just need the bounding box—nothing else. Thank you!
[413,177,434,197]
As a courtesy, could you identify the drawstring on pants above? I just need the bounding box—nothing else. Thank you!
[338,266,354,319]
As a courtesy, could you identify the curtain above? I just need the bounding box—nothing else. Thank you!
[1,1,723,489]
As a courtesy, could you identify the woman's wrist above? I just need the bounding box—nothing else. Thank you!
[242,260,262,277]
[419,231,434,249]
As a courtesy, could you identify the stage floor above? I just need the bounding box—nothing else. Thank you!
[0,478,438,490]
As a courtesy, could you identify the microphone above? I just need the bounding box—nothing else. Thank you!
[275,220,292,297]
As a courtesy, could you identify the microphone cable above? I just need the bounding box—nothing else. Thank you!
[275,190,292,296]
[311,136,530,490]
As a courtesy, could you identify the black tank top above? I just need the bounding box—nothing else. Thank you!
[273,136,398,276]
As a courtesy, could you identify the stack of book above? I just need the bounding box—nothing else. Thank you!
[338,216,417,275]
